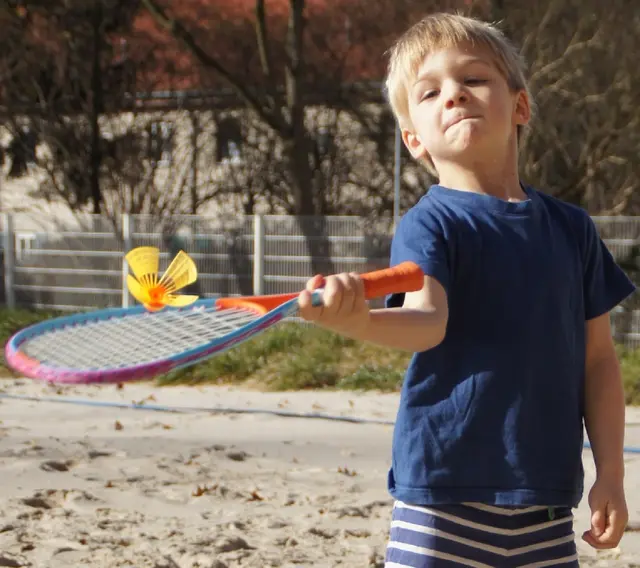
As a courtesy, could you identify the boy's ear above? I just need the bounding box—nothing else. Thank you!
[402,128,429,161]
[514,90,531,126]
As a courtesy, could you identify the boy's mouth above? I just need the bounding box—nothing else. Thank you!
[444,115,480,131]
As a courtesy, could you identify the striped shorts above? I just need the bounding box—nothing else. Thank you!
[385,501,579,567]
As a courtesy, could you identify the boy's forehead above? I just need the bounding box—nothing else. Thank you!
[413,43,495,81]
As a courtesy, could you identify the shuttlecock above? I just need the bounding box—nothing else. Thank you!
[125,246,199,311]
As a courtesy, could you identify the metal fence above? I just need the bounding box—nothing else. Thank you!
[1,212,639,347]
[0,212,393,311]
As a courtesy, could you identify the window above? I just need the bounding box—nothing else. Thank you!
[216,117,243,164]
[148,120,173,165]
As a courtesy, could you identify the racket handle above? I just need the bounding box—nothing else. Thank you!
[360,261,424,299]
[216,261,424,313]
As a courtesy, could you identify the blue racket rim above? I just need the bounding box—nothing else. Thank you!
[4,295,310,384]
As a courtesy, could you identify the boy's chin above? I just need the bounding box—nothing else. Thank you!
[438,144,490,163]
[434,147,512,174]
[445,128,489,149]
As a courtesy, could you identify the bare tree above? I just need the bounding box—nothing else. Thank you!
[0,0,141,215]
[473,0,640,214]
[137,0,458,272]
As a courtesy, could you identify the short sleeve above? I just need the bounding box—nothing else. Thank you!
[582,215,636,320]
[385,207,450,308]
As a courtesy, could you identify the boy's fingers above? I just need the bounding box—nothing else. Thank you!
[299,272,367,324]
[322,276,344,313]
[306,274,325,292]
[349,272,364,289]
[298,289,312,311]
[581,530,596,547]
[601,508,626,544]
[341,273,363,314]
[298,289,322,320]
[582,506,626,549]
[582,528,610,549]
[591,508,606,537]
[332,274,356,311]
[299,275,326,320]
[349,272,365,300]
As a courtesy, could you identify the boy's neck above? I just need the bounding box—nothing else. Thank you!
[436,154,526,202]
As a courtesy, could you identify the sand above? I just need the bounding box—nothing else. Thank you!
[0,378,638,567]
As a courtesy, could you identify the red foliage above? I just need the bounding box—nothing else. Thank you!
[2,0,481,100]
[126,0,476,93]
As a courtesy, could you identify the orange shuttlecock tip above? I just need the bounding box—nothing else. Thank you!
[125,246,199,311]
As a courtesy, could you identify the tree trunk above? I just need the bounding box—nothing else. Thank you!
[284,0,334,276]
[189,111,200,214]
[89,0,103,214]
[284,137,335,276]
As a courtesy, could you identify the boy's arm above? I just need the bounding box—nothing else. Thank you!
[355,275,448,352]
[582,312,628,548]
[298,274,448,353]
[584,312,625,479]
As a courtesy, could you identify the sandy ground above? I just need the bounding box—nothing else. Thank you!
[0,378,638,568]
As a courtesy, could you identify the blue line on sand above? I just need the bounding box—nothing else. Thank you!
[0,392,639,454]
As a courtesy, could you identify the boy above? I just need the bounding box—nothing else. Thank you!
[298,12,636,567]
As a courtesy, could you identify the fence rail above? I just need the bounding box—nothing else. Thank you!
[1,212,639,347]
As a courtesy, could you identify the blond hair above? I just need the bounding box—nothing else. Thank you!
[385,13,532,172]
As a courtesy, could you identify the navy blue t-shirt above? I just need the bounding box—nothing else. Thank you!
[386,184,636,507]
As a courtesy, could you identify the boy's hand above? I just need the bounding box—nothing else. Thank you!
[582,476,628,549]
[298,272,370,334]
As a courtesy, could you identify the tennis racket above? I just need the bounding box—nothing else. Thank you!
[4,262,423,385]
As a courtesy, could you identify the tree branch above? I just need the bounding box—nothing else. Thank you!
[140,0,286,133]
[529,27,604,88]
[255,0,271,78]
[254,0,279,112]
[284,0,304,119]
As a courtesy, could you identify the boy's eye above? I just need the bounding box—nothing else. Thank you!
[421,90,438,101]
[464,77,487,85]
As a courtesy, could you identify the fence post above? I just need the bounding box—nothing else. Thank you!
[2,213,15,309]
[253,214,264,295]
[393,126,402,230]
[121,213,132,308]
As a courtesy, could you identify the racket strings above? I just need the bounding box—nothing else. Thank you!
[49,322,135,368]
[21,306,261,370]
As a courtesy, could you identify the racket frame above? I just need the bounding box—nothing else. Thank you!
[5,260,423,384]
[4,294,316,384]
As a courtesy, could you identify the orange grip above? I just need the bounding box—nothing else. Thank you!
[215,261,424,313]
[360,261,424,299]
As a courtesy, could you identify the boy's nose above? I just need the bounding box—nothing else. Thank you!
[445,91,468,108]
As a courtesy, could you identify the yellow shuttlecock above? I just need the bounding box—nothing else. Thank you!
[125,246,199,311]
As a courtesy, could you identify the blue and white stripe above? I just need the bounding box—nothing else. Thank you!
[386,501,579,567]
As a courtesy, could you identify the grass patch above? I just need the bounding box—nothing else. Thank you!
[0,308,639,402]
[337,364,405,391]
[158,323,311,385]
[160,324,361,390]
[265,339,343,390]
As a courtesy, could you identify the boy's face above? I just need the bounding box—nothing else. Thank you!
[402,43,530,170]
